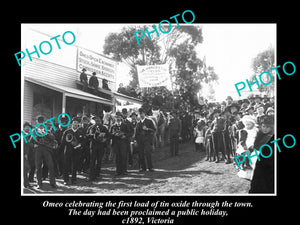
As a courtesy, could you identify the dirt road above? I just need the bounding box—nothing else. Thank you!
[24,143,250,194]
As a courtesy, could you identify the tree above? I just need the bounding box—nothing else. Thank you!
[250,46,275,95]
[103,25,218,106]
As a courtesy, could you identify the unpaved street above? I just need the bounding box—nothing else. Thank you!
[24,143,250,194]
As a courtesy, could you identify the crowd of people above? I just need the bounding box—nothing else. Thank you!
[24,71,275,193]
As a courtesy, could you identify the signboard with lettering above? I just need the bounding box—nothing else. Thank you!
[136,64,171,88]
[77,47,117,82]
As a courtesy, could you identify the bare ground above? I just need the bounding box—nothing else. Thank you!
[24,143,250,194]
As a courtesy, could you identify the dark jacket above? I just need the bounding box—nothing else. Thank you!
[135,118,155,141]
[87,124,109,145]
[89,75,99,89]
[80,72,88,83]
[168,117,182,136]
[110,122,131,145]
[249,133,274,193]
[211,117,225,133]
[61,128,84,149]
[35,133,56,151]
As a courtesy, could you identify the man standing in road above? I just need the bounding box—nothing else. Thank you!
[168,111,182,156]
[135,108,156,172]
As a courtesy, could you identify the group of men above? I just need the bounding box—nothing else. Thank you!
[80,68,111,92]
[23,108,156,189]
[192,94,275,166]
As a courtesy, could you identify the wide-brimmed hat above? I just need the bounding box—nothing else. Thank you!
[226,96,233,101]
[241,115,257,125]
[261,115,274,126]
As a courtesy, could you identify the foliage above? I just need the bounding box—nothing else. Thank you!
[250,46,275,95]
[103,25,218,105]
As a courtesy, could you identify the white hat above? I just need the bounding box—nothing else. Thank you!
[241,115,257,125]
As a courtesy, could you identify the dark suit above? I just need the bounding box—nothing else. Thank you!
[111,122,130,175]
[89,75,99,89]
[35,133,56,187]
[87,124,109,181]
[135,118,155,170]
[168,117,182,156]
[61,128,83,183]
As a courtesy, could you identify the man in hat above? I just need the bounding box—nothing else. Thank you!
[211,109,227,163]
[23,122,35,187]
[121,108,135,169]
[135,108,156,172]
[102,78,111,91]
[87,116,109,181]
[168,110,182,156]
[54,116,68,177]
[255,103,265,125]
[60,118,83,185]
[110,112,130,176]
[34,123,57,189]
[248,94,255,108]
[80,68,88,91]
[262,95,271,110]
[226,96,233,107]
[89,72,99,94]
[222,106,233,163]
[253,94,262,111]
[78,116,91,173]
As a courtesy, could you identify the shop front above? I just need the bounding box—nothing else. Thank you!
[24,76,113,126]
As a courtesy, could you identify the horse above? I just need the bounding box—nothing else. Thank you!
[102,110,115,162]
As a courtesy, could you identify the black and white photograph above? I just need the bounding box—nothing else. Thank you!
[19,23,277,195]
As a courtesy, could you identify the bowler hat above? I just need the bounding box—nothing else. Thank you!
[130,112,138,117]
[226,96,233,101]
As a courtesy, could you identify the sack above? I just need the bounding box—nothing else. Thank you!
[195,136,204,144]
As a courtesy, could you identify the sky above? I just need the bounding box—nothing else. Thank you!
[23,23,276,100]
[196,24,276,101]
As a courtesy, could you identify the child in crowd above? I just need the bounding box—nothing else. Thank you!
[211,109,226,163]
[234,120,247,169]
[194,120,206,152]
[237,115,259,179]
[204,120,214,161]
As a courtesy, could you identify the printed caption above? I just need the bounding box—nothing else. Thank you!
[42,200,253,224]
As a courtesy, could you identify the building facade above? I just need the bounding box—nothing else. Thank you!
[22,27,142,126]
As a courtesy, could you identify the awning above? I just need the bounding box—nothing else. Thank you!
[113,91,143,105]
[25,76,113,105]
